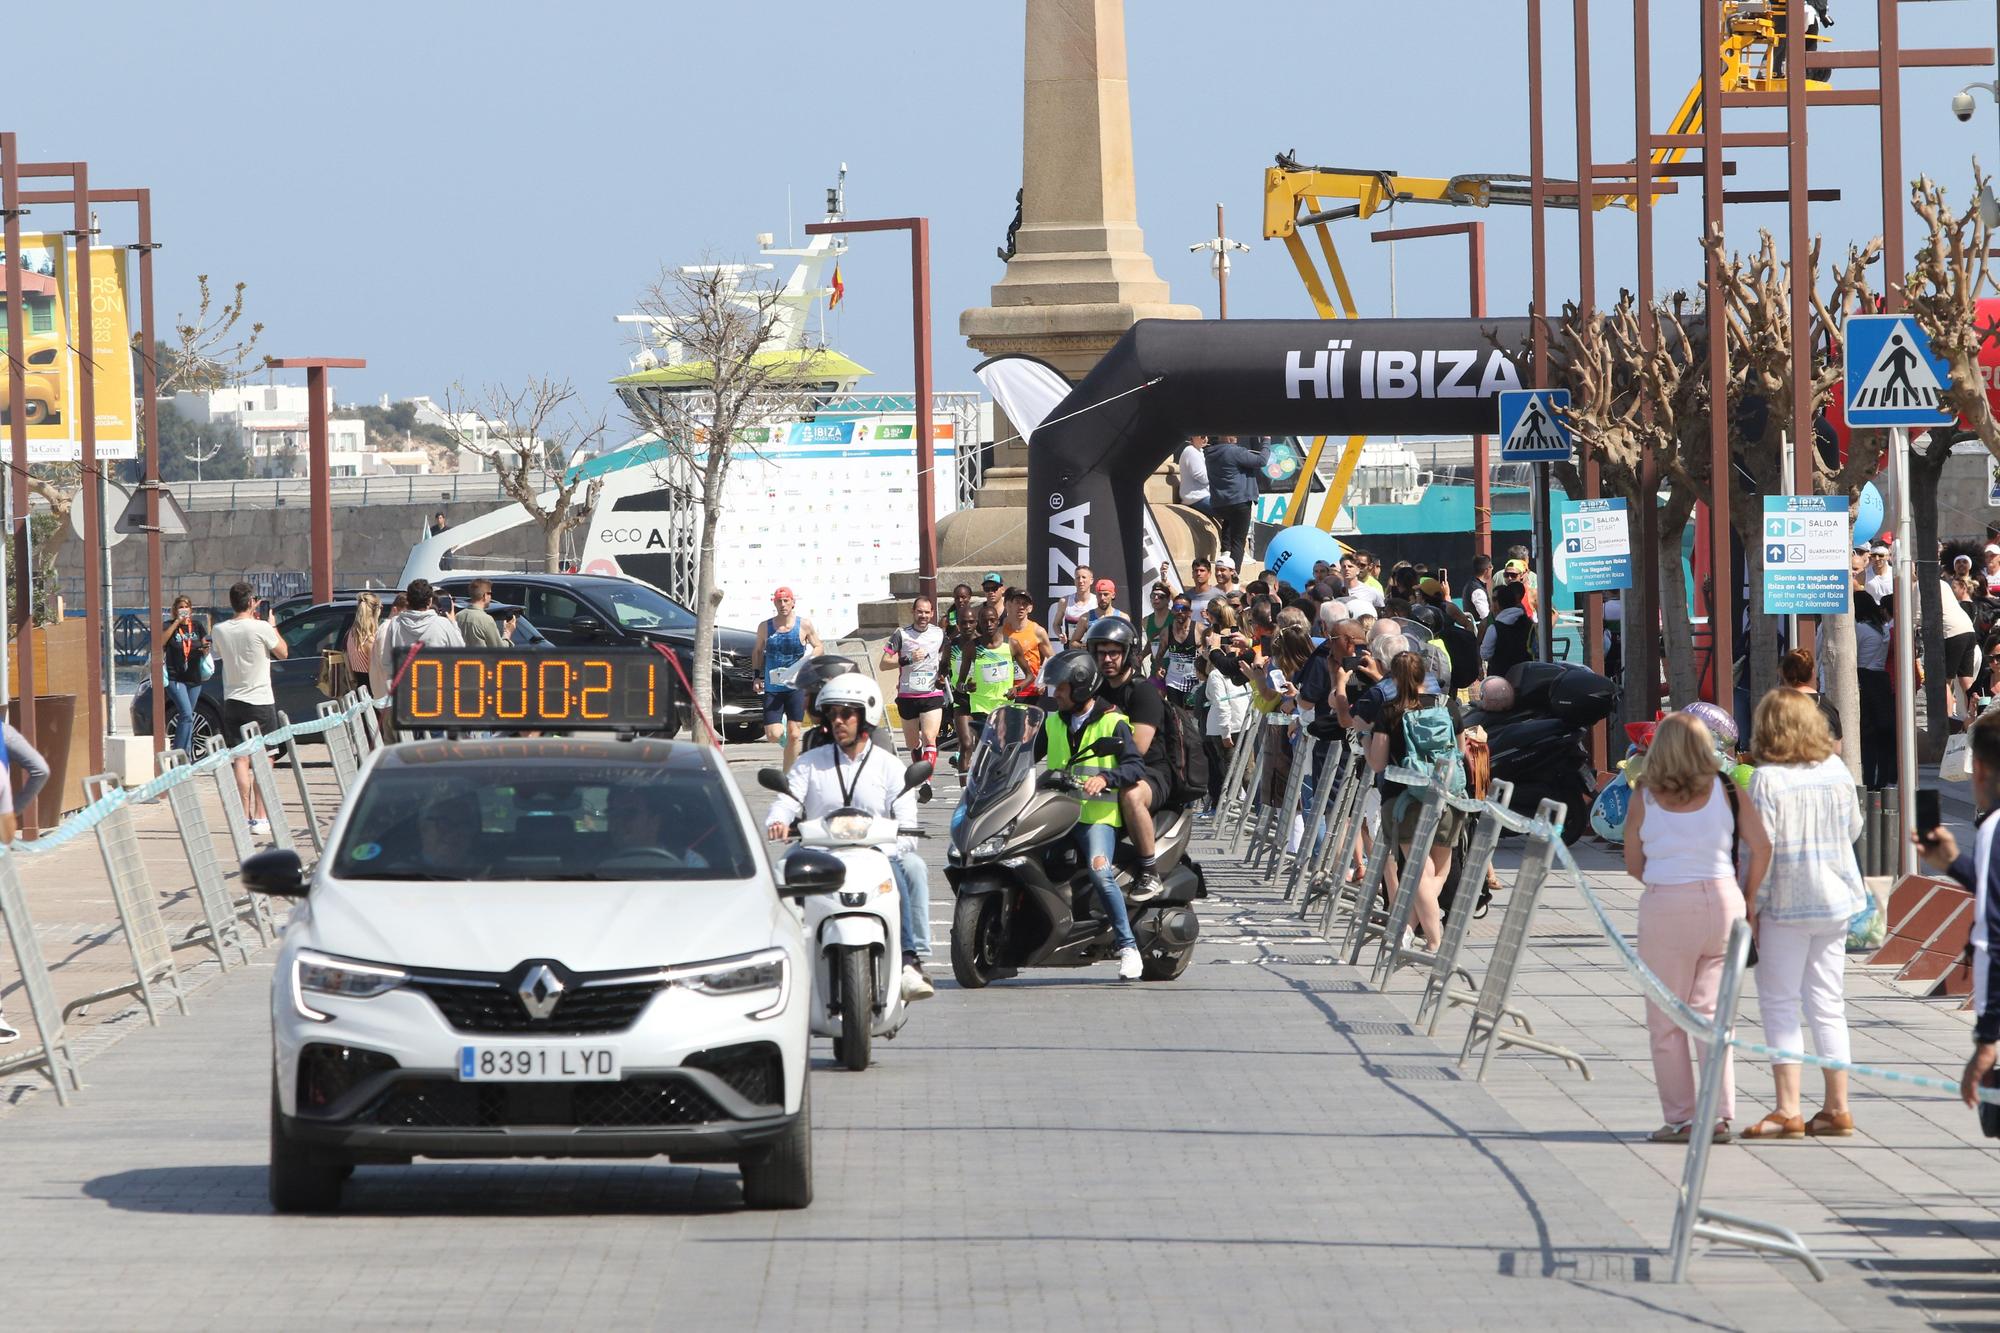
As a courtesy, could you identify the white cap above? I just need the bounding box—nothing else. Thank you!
[1213,552,1236,568]
[1985,544,2000,555]
[1345,596,1376,620]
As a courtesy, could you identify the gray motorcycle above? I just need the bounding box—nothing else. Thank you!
[943,705,1204,986]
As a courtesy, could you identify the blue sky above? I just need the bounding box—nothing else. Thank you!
[12,1,1995,424]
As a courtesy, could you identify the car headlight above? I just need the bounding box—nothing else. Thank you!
[670,947,790,1019]
[291,950,408,1023]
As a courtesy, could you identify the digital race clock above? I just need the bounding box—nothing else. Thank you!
[392,648,678,730]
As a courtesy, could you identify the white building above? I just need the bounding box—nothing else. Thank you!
[163,384,437,477]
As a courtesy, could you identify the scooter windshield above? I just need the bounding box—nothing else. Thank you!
[960,704,1043,819]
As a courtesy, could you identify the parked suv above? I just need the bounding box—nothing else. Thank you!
[434,573,763,739]
[244,738,837,1210]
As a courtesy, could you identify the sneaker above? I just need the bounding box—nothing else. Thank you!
[1117,947,1143,980]
[0,1018,19,1043]
[247,817,271,836]
[901,963,935,1001]
[1129,871,1166,904]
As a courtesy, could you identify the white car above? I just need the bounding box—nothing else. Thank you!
[243,737,841,1213]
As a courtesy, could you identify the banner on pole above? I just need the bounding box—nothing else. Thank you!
[0,234,76,454]
[72,247,135,457]
[1555,496,1631,592]
[1761,495,1851,615]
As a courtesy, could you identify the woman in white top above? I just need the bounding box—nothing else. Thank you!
[1624,711,1772,1144]
[1941,570,1981,724]
[1048,563,1096,644]
[1739,689,1866,1140]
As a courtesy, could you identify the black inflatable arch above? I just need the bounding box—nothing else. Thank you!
[1030,316,1533,605]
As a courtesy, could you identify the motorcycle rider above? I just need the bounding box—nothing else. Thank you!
[765,674,935,1001]
[1035,650,1148,980]
[796,656,896,756]
[1081,618,1173,903]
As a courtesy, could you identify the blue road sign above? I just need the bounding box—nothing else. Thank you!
[1842,313,1954,429]
[1761,495,1852,615]
[1497,389,1572,461]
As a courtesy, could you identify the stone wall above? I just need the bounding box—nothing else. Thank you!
[67,499,550,606]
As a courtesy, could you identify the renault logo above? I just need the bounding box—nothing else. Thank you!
[517,964,565,1020]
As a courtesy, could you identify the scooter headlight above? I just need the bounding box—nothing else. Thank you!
[826,813,875,842]
[970,823,1016,858]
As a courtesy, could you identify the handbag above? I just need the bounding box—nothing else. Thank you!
[1982,1068,2000,1139]
[1943,731,1974,783]
[317,648,353,699]
[1723,779,1758,968]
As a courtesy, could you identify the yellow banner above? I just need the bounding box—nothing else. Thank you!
[75,247,135,454]
[0,233,75,456]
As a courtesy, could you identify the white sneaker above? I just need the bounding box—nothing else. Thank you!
[901,964,935,1001]
[0,1017,19,1043]
[248,818,271,836]
[1117,947,1143,980]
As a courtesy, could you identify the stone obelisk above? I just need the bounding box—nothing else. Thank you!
[856,0,1201,633]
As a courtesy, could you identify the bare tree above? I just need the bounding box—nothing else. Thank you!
[1706,229,1884,768]
[441,378,604,572]
[620,263,815,744]
[1548,292,1711,715]
[1898,167,1997,758]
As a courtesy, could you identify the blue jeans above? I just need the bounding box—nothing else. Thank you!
[165,680,200,755]
[891,850,932,960]
[1073,822,1139,952]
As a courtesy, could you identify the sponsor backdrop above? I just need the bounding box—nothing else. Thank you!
[1028,317,1531,610]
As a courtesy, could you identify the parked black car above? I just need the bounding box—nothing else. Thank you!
[134,574,764,751]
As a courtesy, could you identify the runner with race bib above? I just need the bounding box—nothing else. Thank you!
[882,594,947,779]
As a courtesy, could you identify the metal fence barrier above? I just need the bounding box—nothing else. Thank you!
[0,855,83,1103]
[67,776,192,1027]
[319,699,361,794]
[278,711,326,853]
[0,700,368,1104]
[159,749,253,968]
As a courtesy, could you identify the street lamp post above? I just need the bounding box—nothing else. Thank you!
[1188,203,1250,319]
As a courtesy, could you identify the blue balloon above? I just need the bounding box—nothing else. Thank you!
[1260,525,1343,587]
[1852,481,1885,545]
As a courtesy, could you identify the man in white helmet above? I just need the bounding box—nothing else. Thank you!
[764,673,935,999]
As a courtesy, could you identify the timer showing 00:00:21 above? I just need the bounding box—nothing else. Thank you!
[400,656,666,725]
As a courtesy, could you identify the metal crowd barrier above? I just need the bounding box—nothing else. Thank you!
[0,699,369,1105]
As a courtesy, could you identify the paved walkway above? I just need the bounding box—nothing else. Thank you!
[0,742,1990,1329]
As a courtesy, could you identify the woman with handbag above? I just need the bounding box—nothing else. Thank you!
[344,592,381,698]
[155,595,211,755]
[1738,689,1866,1140]
[1624,710,1772,1145]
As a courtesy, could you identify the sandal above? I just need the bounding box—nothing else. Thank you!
[1647,1121,1693,1143]
[1806,1109,1855,1137]
[1712,1119,1736,1144]
[1741,1111,1805,1140]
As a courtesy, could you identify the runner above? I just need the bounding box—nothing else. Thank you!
[1155,592,1204,707]
[1003,586,1054,690]
[751,586,821,770]
[881,594,947,781]
[952,605,1016,780]
[1049,563,1095,644]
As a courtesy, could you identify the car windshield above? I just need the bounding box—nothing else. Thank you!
[960,704,1042,819]
[596,583,696,633]
[331,761,756,882]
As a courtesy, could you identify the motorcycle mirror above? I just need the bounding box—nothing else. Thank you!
[901,760,933,793]
[756,767,789,795]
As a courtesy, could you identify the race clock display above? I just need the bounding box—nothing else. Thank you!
[392,648,677,730]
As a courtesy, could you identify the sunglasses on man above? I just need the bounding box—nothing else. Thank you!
[1172,602,1191,614]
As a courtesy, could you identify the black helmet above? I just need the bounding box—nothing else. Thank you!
[1081,616,1139,655]
[1406,603,1444,636]
[1040,649,1104,710]
[796,655,858,692]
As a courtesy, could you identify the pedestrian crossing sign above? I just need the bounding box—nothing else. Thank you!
[1842,313,1955,428]
[1497,389,1573,461]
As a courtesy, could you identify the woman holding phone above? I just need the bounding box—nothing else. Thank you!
[156,595,211,755]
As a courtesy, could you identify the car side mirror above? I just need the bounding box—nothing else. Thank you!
[901,760,933,793]
[779,847,845,898]
[242,848,307,897]
[569,615,605,641]
[757,766,790,795]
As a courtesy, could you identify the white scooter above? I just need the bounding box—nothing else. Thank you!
[759,761,931,1071]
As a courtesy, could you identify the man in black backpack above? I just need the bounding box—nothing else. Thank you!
[1083,618,1176,903]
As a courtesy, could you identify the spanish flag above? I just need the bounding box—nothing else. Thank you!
[828,264,845,310]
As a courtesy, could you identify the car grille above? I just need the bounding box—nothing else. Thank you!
[407,969,663,1036]
[683,1041,784,1108]
[356,1076,729,1130]
[298,1043,399,1111]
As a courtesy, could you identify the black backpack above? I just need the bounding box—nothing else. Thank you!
[1157,696,1210,807]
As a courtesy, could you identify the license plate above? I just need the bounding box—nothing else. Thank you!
[457,1045,621,1082]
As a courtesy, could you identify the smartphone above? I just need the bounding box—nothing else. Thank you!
[1438,566,1449,586]
[1917,788,1941,837]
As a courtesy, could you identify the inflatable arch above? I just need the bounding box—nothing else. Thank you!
[1028,316,1534,605]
